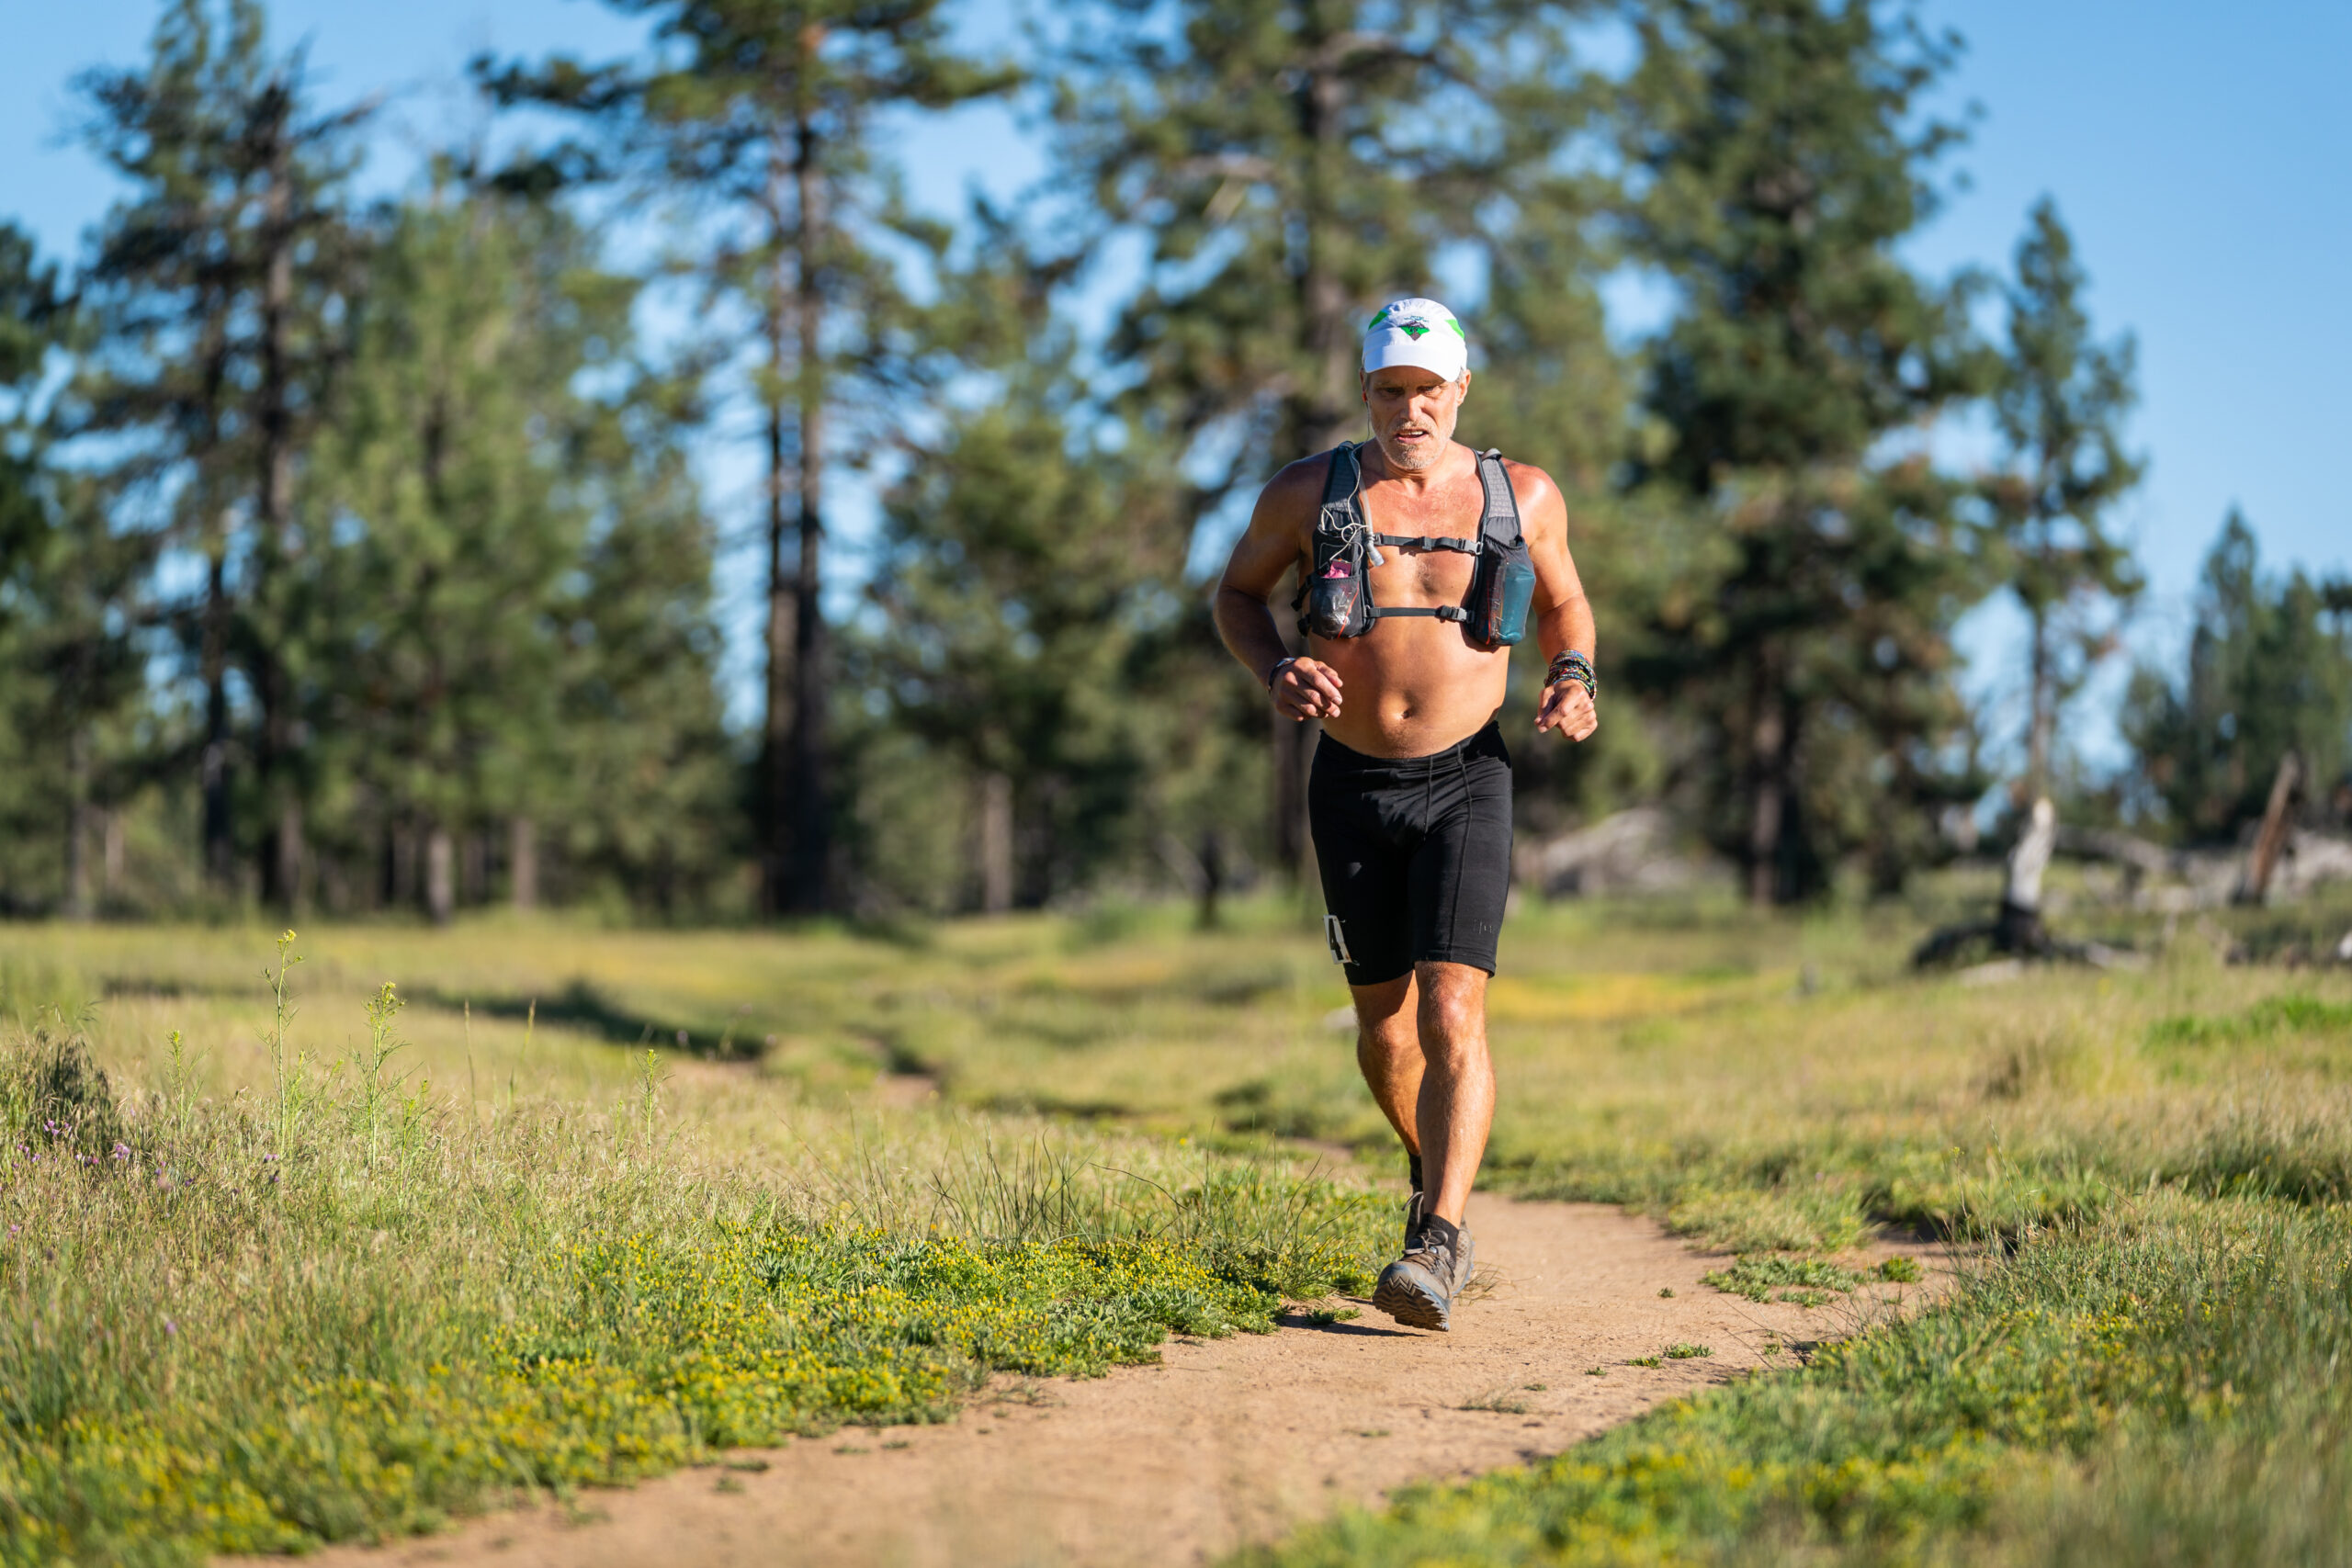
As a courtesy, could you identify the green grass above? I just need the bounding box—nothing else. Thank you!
[4,881,2350,1563]
[0,939,1388,1564]
[1247,1194,2352,1566]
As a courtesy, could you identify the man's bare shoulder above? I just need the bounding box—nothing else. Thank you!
[1498,456,1565,514]
[1254,449,1337,528]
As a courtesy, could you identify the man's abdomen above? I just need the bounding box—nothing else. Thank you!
[1310,620,1510,759]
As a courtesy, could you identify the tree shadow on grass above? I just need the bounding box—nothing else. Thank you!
[417,978,760,1062]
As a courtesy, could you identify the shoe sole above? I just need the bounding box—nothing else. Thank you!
[1373,1267,1451,1331]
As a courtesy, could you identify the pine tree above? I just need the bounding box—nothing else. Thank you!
[1055,0,1605,880]
[68,0,371,909]
[482,0,1014,916]
[1987,197,2143,803]
[854,225,1216,910]
[309,179,731,919]
[2122,513,2352,840]
[1620,0,1995,902]
[0,224,147,915]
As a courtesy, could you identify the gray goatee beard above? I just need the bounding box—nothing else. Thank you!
[1379,431,1442,471]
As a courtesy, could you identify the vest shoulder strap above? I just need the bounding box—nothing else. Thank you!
[1475,448,1521,548]
[1319,441,1363,513]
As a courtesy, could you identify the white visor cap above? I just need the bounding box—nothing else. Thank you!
[1362,297,1468,381]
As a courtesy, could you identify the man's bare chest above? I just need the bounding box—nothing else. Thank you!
[1358,475,1487,604]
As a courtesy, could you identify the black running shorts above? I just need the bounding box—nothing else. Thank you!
[1308,721,1514,987]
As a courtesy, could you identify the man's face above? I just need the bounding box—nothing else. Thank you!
[1361,366,1469,472]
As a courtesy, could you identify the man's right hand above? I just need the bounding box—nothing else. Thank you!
[1271,657,1345,721]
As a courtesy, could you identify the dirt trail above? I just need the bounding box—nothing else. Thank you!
[280,1198,1944,1568]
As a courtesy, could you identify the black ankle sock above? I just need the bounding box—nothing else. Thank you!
[1408,1152,1424,1193]
[1419,1214,1460,1253]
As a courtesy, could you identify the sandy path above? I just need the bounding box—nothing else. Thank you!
[273,1198,1943,1568]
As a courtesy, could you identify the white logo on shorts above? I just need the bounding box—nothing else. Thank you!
[1325,915,1354,965]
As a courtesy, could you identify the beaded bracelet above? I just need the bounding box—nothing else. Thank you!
[1547,649,1596,702]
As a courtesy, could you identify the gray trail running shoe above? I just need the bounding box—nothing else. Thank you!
[1374,1213,1476,1331]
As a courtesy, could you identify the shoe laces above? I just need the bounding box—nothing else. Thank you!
[1404,1215,1462,1277]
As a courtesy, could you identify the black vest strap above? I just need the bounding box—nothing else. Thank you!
[1370,533,1481,555]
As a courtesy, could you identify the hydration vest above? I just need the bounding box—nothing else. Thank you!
[1295,442,1535,649]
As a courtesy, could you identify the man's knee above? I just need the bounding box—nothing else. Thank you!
[1414,962,1488,1057]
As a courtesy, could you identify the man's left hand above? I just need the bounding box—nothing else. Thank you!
[1535,681,1597,741]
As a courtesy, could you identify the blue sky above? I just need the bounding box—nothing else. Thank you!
[4,0,2345,762]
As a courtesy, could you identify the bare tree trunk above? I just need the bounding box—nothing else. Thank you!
[424,826,455,927]
[784,96,831,914]
[1746,653,1788,908]
[2025,601,2053,803]
[509,817,537,912]
[978,772,1013,915]
[1996,795,2058,951]
[64,728,94,921]
[2237,751,2301,906]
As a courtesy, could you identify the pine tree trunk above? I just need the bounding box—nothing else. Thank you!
[759,156,797,918]
[64,728,94,921]
[424,826,455,927]
[254,126,302,918]
[978,772,1014,915]
[509,817,537,912]
[388,821,416,910]
[196,291,235,896]
[102,807,124,904]
[784,102,831,914]
[462,830,488,908]
[1261,31,1357,892]
[1746,652,1788,908]
[200,544,234,892]
[273,799,303,916]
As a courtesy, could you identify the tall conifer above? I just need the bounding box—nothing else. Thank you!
[69,0,370,909]
[1987,197,2143,802]
[483,1,1014,916]
[1621,0,1992,902]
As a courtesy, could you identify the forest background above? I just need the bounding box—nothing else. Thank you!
[3,0,2349,925]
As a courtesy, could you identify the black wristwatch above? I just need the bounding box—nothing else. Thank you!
[1267,655,1299,690]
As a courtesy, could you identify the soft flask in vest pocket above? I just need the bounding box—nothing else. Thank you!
[1469,543,1534,648]
[1306,559,1363,641]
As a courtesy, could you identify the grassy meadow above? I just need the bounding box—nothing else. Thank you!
[4,877,2351,1563]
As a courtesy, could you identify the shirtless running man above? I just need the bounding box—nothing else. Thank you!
[1213,297,1599,1330]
